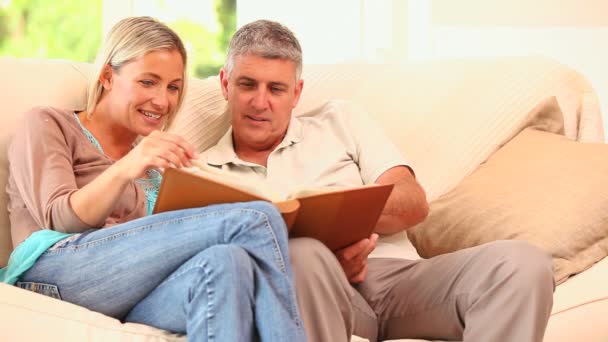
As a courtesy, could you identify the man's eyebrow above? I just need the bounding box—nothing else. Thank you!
[269,81,288,88]
[236,76,256,83]
[235,76,288,88]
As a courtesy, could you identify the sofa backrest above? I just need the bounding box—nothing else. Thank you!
[1,58,91,265]
[169,56,604,202]
[1,56,604,267]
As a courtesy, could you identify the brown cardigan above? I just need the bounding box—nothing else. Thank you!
[6,107,146,247]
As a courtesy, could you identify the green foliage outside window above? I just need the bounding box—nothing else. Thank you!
[0,0,103,62]
[0,0,236,78]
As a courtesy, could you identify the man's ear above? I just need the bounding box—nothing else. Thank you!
[219,68,229,100]
[99,64,114,90]
[292,79,304,108]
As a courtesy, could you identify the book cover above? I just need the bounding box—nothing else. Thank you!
[153,167,394,250]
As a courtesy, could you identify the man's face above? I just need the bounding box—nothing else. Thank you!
[220,54,303,153]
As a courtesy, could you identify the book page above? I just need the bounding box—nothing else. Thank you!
[185,159,284,201]
[287,183,382,200]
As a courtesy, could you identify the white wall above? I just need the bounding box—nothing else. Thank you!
[236,0,608,139]
[237,0,363,64]
[429,0,608,140]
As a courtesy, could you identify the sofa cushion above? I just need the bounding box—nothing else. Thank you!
[0,58,91,267]
[0,283,185,341]
[407,127,608,284]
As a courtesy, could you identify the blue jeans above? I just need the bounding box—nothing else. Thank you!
[17,201,307,342]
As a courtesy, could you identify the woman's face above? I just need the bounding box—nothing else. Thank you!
[102,49,184,136]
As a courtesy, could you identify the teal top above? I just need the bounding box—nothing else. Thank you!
[0,230,72,284]
[0,113,160,285]
[72,112,162,216]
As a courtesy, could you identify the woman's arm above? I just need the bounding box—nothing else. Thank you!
[9,108,96,232]
[9,108,195,231]
[69,130,195,226]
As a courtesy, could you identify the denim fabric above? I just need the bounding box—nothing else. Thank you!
[0,229,74,285]
[18,201,306,342]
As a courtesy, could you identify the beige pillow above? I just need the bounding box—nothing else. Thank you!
[407,128,608,284]
[167,76,230,153]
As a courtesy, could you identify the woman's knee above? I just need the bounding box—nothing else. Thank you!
[196,245,254,282]
[235,201,288,238]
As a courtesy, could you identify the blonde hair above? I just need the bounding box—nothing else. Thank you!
[86,16,187,127]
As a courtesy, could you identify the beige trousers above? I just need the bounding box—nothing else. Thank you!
[289,238,554,342]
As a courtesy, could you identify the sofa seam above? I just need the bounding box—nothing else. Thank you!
[68,63,90,82]
[550,296,608,316]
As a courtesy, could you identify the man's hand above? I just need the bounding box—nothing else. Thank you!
[335,233,379,284]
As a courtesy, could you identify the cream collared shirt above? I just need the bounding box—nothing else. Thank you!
[201,100,409,199]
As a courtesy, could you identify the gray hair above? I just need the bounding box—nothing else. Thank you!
[87,16,187,127]
[224,20,302,80]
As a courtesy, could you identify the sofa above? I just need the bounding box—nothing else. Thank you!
[1,55,607,342]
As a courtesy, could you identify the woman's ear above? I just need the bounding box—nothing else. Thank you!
[99,64,114,90]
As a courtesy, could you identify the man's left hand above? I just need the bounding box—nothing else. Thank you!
[335,233,379,284]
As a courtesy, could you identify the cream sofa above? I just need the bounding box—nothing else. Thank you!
[1,56,607,342]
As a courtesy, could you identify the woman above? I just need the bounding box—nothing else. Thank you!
[0,16,306,342]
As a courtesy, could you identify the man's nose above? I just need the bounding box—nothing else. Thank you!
[251,88,270,111]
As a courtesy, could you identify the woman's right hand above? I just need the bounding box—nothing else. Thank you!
[69,130,195,228]
[116,130,197,181]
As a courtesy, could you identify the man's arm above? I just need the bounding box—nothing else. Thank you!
[335,165,428,284]
[374,165,429,234]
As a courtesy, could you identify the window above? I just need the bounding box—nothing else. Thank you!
[0,0,103,62]
[0,0,236,78]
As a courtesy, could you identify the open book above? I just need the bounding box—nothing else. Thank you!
[153,162,394,251]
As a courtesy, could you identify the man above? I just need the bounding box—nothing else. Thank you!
[201,20,555,342]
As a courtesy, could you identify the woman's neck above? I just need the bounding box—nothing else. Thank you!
[78,110,137,160]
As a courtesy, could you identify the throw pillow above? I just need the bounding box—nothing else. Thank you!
[167,76,230,153]
[407,127,608,284]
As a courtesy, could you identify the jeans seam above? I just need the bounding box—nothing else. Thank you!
[235,208,304,330]
[242,208,287,273]
[201,259,215,342]
[44,212,219,252]
[158,255,216,340]
[42,208,269,254]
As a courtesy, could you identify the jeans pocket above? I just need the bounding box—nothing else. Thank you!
[15,281,62,300]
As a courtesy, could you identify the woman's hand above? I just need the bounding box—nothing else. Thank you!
[116,130,197,181]
[70,131,196,227]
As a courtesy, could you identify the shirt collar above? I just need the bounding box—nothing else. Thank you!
[278,115,303,147]
[206,127,240,166]
[206,116,303,167]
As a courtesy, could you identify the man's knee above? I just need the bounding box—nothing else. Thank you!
[480,240,554,291]
[288,237,352,290]
[289,238,338,273]
[288,238,357,340]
